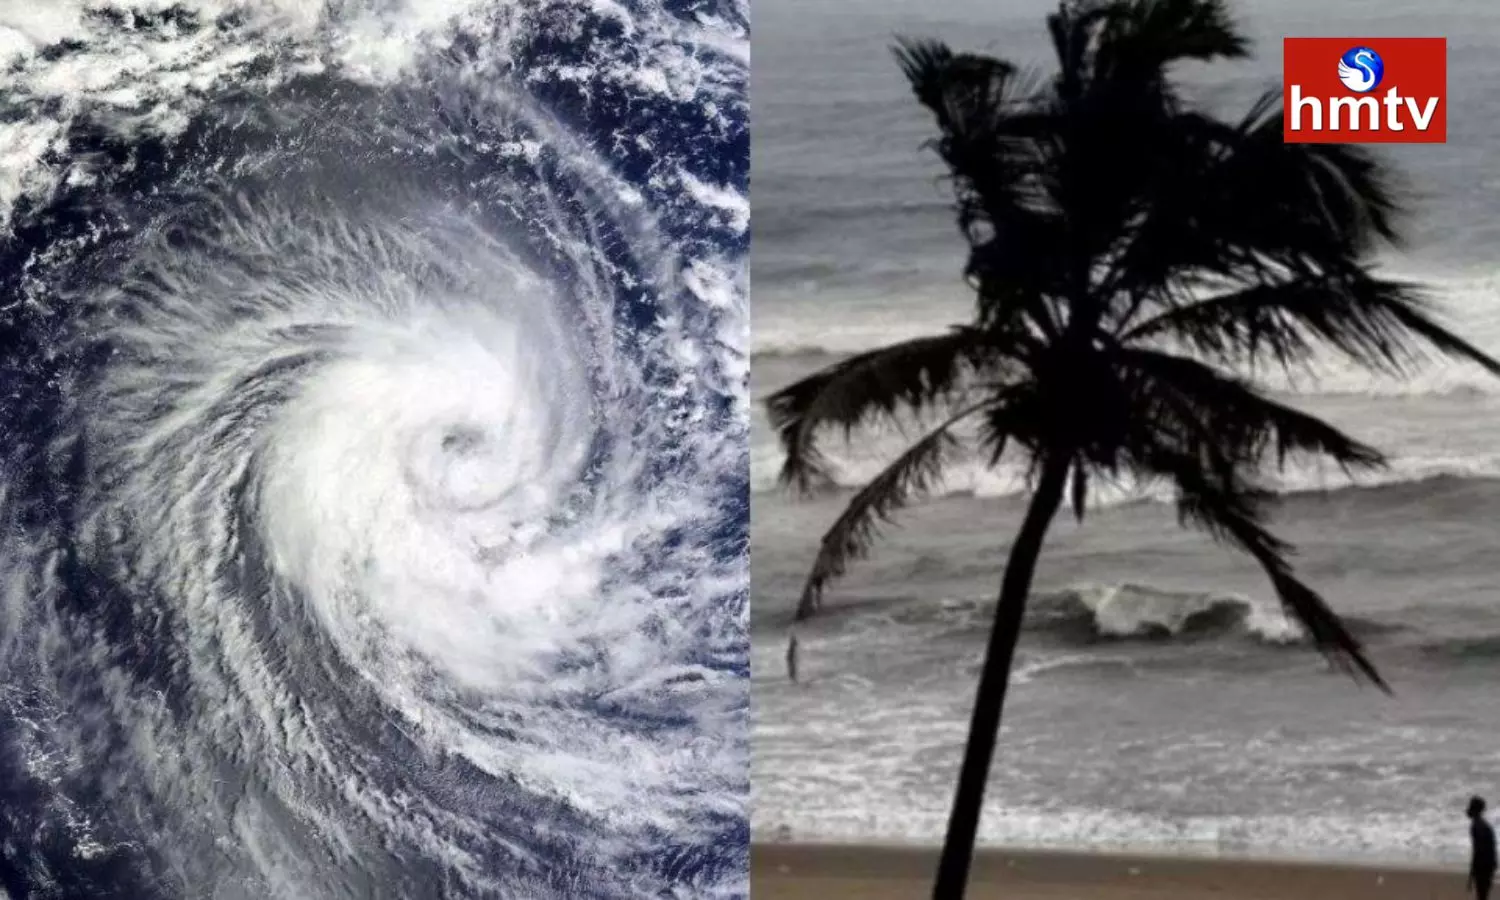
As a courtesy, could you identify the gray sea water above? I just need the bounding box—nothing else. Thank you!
[752,0,1500,864]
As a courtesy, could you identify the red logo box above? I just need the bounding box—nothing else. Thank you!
[1283,37,1447,144]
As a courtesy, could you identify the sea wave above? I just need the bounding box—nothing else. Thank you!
[782,583,1412,655]
[1415,634,1500,662]
[750,268,1500,398]
[1029,584,1305,645]
[907,585,1310,647]
[752,438,1500,510]
[0,2,748,899]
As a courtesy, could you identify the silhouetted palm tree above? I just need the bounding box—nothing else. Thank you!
[765,1,1500,896]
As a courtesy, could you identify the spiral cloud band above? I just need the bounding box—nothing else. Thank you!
[0,3,748,898]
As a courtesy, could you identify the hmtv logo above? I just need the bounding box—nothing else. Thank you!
[1283,38,1447,143]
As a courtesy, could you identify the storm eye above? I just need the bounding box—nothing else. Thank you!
[441,425,485,454]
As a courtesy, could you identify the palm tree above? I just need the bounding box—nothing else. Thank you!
[765,0,1500,896]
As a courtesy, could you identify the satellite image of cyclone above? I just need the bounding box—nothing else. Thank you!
[0,2,748,898]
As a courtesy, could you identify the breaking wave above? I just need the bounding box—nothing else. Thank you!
[0,2,748,899]
[1028,585,1304,645]
[905,583,1410,650]
[846,585,1307,646]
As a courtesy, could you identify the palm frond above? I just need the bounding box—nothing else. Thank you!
[895,38,1015,117]
[1234,99,1404,252]
[1101,92,1404,316]
[1216,99,1402,257]
[791,402,993,622]
[1144,445,1389,691]
[893,37,1066,340]
[1046,0,1245,117]
[1070,458,1088,521]
[1117,348,1387,471]
[766,327,998,492]
[893,37,955,98]
[894,36,1045,153]
[1122,275,1500,379]
[1047,1,1115,102]
[1097,0,1249,73]
[977,399,1017,466]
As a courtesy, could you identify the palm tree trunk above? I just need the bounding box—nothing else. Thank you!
[931,453,1072,899]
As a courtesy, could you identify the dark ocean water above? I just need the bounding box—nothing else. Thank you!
[0,3,748,899]
[752,0,1500,864]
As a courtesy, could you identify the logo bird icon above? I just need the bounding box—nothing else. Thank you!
[1338,46,1385,93]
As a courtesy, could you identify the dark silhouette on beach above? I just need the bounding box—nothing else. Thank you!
[1472,796,1495,899]
[786,631,800,683]
[765,0,1500,896]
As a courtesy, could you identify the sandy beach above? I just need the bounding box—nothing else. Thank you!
[752,843,1467,899]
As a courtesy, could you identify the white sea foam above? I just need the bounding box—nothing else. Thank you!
[752,806,1465,864]
[751,418,1500,503]
[1057,584,1304,645]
